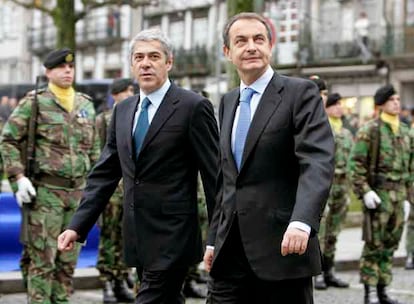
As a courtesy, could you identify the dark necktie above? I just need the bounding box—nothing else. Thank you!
[233,87,256,170]
[133,97,151,159]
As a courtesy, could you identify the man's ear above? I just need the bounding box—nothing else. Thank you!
[223,45,231,62]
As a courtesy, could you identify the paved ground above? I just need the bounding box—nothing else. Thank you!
[1,215,412,303]
[2,267,414,303]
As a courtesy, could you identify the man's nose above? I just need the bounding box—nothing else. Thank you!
[246,39,257,51]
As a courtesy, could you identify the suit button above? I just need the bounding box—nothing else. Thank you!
[129,203,134,209]
[135,179,140,185]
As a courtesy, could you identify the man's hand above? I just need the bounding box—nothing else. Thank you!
[281,227,309,256]
[363,190,381,209]
[57,229,79,252]
[16,176,36,207]
[203,247,214,273]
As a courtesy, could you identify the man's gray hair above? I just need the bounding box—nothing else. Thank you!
[129,28,173,62]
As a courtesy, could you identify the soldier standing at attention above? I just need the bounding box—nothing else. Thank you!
[314,93,353,290]
[95,78,135,303]
[348,84,413,304]
[0,48,101,304]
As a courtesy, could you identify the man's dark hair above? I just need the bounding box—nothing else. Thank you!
[222,12,272,48]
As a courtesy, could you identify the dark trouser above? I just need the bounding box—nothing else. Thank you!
[135,266,188,304]
[208,219,313,304]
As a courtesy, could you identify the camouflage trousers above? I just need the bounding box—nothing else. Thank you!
[27,185,82,304]
[406,202,414,253]
[319,178,349,261]
[360,189,405,286]
[96,189,129,282]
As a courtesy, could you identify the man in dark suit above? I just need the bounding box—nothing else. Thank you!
[57,28,219,304]
[204,12,335,303]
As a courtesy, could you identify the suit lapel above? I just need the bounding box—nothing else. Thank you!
[127,95,140,156]
[222,89,239,174]
[139,84,177,154]
[239,74,283,171]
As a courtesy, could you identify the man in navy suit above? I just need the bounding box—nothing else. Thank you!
[58,28,219,304]
[204,12,335,303]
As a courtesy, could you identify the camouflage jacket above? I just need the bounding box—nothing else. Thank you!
[96,109,123,192]
[332,125,353,177]
[0,88,101,184]
[347,118,414,200]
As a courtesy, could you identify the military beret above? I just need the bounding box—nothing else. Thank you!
[326,93,342,108]
[43,48,75,69]
[374,84,396,106]
[309,75,327,91]
[111,78,133,95]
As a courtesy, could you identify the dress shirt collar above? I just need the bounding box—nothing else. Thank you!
[139,79,171,109]
[240,66,274,95]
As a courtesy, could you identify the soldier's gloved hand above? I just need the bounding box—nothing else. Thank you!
[363,190,381,209]
[16,176,36,207]
[404,200,411,222]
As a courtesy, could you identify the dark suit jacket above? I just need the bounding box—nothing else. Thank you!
[208,72,335,281]
[68,83,219,271]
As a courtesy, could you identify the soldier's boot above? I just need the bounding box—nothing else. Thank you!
[113,279,135,303]
[323,257,349,288]
[405,252,414,270]
[183,280,207,299]
[364,284,380,304]
[377,284,404,304]
[314,274,327,290]
[102,281,117,304]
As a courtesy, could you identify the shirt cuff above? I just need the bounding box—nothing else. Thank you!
[288,221,311,235]
[206,245,215,251]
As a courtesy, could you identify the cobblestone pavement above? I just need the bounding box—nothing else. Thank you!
[1,268,414,304]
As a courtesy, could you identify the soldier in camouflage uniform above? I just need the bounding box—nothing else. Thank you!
[0,48,100,304]
[348,85,413,304]
[95,78,135,303]
[315,93,353,290]
[405,127,414,270]
[406,200,414,269]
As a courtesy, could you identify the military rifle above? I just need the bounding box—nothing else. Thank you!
[20,75,47,244]
[363,119,382,244]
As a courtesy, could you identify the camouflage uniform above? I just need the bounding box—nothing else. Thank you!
[95,109,129,283]
[319,125,353,263]
[348,118,414,286]
[406,204,414,254]
[0,88,100,304]
[183,176,208,298]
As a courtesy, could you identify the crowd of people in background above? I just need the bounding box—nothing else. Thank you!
[0,10,414,304]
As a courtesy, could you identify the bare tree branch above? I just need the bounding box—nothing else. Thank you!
[9,0,54,15]
[75,0,155,21]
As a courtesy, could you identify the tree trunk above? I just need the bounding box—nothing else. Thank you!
[53,0,76,50]
[226,0,255,89]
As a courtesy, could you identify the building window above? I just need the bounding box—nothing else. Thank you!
[104,69,121,79]
[147,16,161,28]
[169,13,185,50]
[0,5,18,40]
[192,9,208,47]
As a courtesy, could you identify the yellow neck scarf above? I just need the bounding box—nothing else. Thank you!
[48,82,75,113]
[380,112,399,135]
[328,116,343,134]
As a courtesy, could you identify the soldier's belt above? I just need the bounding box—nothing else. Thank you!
[34,174,85,189]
